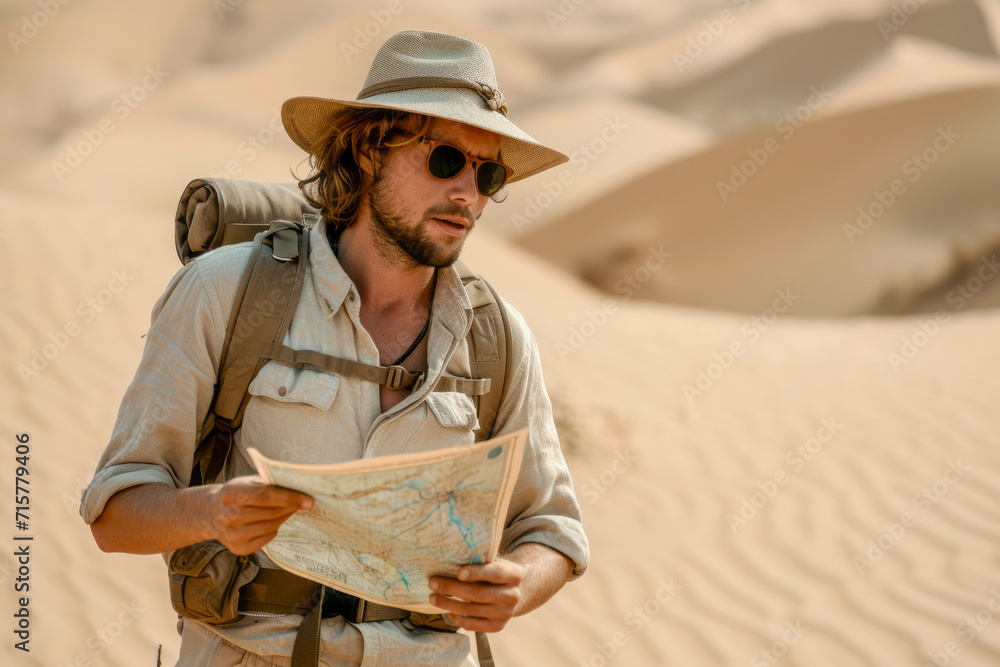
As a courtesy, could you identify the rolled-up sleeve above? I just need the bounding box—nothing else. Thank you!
[80,253,234,524]
[495,302,590,580]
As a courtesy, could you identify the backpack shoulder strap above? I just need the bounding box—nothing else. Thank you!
[191,219,308,486]
[453,261,513,442]
[452,261,507,667]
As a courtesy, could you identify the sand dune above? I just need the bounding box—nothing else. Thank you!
[463,231,1000,667]
[510,85,1000,316]
[2,0,999,666]
[549,0,998,104]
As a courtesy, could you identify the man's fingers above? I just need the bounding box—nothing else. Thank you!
[239,487,313,509]
[426,561,524,632]
[209,479,312,551]
[453,561,522,586]
[218,518,292,554]
[225,529,280,556]
[442,614,507,634]
[428,594,512,632]
[428,593,506,619]
[428,578,520,607]
[217,480,314,511]
[213,505,302,530]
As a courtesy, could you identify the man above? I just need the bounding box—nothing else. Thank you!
[81,30,588,666]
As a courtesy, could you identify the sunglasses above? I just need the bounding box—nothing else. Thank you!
[418,137,512,197]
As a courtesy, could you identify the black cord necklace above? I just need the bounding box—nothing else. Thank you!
[389,316,430,366]
[330,224,431,369]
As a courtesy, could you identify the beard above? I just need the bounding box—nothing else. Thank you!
[367,171,474,269]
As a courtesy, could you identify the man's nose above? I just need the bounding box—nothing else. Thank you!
[448,162,481,204]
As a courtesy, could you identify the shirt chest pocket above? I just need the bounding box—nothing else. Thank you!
[388,391,481,456]
[425,391,481,432]
[247,361,340,410]
[240,361,341,462]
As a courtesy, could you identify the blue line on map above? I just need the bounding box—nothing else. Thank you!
[448,491,486,550]
[399,500,444,537]
[383,570,411,596]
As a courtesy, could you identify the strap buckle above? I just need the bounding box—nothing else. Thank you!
[385,365,419,392]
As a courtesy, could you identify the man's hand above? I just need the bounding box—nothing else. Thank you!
[427,559,525,632]
[205,475,314,555]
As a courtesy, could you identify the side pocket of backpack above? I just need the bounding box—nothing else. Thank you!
[168,540,259,626]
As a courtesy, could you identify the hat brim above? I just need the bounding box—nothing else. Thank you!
[282,88,568,184]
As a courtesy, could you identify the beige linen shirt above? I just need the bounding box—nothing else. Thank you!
[81,219,589,666]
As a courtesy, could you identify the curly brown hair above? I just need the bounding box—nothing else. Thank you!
[296,108,431,232]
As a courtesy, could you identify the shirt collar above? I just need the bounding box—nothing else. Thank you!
[307,219,353,314]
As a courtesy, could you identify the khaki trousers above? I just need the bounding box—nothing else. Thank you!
[176,628,298,667]
[174,620,477,667]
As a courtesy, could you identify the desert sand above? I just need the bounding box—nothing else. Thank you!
[2,0,999,665]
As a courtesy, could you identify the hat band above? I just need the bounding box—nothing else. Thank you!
[357,76,508,117]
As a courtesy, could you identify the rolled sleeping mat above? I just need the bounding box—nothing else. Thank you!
[175,178,319,264]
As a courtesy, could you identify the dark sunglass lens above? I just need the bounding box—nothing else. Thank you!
[477,163,507,196]
[428,144,466,179]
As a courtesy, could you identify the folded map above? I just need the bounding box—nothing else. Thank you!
[248,428,527,614]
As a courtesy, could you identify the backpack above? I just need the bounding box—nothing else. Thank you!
[174,177,513,486]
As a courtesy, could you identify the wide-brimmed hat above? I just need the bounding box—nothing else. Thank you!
[281,30,568,183]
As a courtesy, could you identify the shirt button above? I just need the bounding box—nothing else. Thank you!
[348,292,356,302]
[278,386,287,397]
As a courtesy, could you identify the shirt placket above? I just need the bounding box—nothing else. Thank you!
[363,318,466,459]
